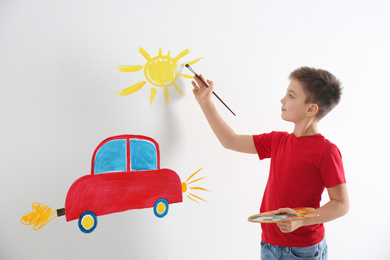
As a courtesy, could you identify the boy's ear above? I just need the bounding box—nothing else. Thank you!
[307,103,319,117]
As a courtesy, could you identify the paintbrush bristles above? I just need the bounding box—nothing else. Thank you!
[185,64,197,75]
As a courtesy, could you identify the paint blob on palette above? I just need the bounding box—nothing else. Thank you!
[115,48,204,105]
[248,207,319,223]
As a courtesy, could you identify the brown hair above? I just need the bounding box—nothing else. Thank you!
[289,66,342,120]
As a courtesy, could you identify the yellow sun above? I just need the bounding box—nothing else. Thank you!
[181,168,210,203]
[115,48,203,105]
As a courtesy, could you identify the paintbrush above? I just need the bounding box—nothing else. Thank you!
[185,64,236,116]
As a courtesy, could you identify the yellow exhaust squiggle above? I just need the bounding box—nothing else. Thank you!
[21,203,57,231]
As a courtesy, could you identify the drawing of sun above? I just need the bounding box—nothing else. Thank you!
[115,48,203,105]
[181,168,210,203]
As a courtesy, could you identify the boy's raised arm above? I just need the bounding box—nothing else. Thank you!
[192,75,257,154]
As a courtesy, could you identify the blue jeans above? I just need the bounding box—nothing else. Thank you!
[261,237,327,260]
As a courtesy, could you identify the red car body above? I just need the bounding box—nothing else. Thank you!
[64,135,183,223]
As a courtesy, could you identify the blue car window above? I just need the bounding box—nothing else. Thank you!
[94,139,127,174]
[130,139,157,171]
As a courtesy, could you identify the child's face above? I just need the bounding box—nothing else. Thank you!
[280,80,312,123]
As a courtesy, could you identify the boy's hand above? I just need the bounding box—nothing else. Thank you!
[191,74,214,105]
[274,208,304,233]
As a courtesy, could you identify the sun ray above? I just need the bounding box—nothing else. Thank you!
[190,187,211,192]
[181,57,204,66]
[150,88,157,105]
[186,168,203,182]
[158,48,162,56]
[115,81,146,95]
[187,195,199,203]
[164,86,169,104]
[116,65,143,72]
[189,193,207,202]
[138,47,151,61]
[188,177,206,185]
[174,82,184,95]
[174,49,190,61]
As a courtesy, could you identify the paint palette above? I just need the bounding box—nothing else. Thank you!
[248,207,319,223]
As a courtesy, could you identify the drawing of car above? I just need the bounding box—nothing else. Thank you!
[58,135,183,233]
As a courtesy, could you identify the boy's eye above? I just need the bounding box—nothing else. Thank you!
[288,94,294,98]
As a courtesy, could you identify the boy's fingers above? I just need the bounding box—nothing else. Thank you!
[207,79,214,88]
[198,74,206,81]
[191,80,198,88]
[192,80,203,93]
[274,208,296,215]
[196,74,208,87]
[194,76,203,87]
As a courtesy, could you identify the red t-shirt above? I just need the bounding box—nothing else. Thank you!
[253,131,346,247]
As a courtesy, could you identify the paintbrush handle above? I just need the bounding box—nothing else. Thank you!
[212,91,236,116]
[195,75,236,116]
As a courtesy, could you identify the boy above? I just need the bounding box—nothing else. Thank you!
[191,67,349,260]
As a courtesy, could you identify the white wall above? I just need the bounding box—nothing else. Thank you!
[1,0,389,259]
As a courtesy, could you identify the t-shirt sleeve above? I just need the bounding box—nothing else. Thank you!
[253,131,284,160]
[320,144,346,188]
[253,133,272,160]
